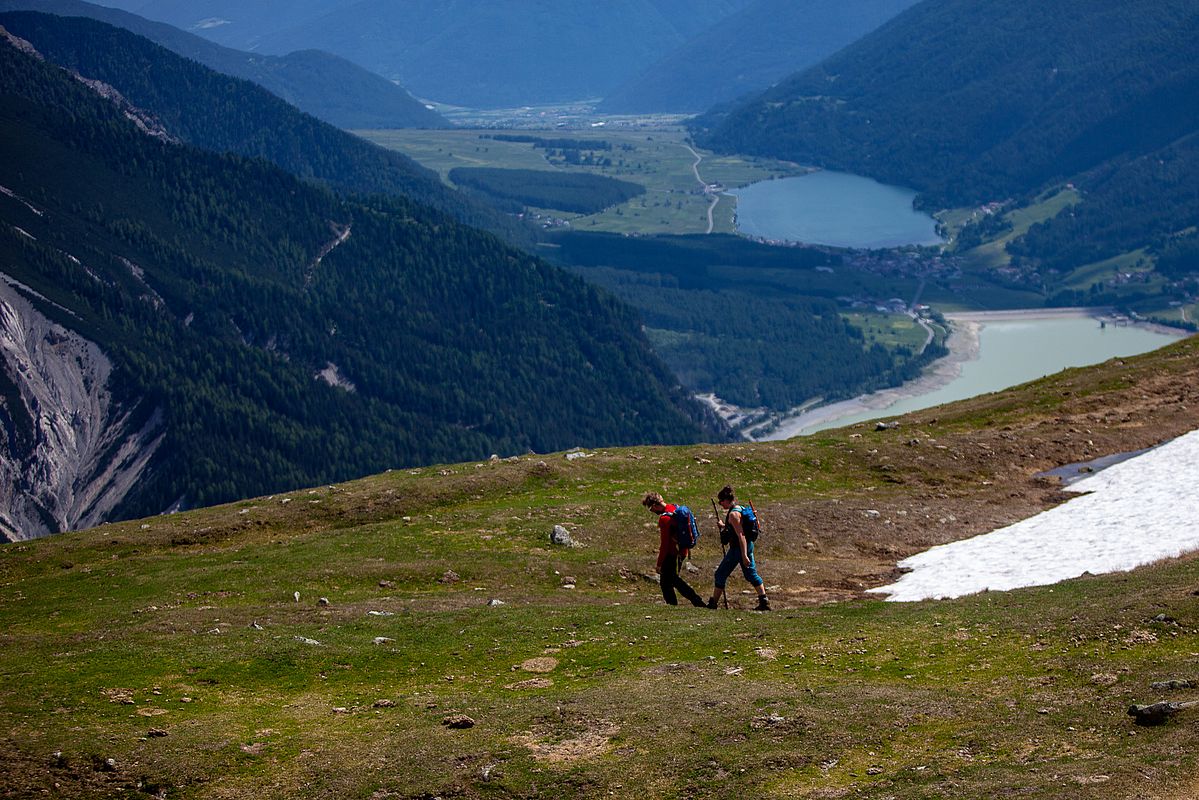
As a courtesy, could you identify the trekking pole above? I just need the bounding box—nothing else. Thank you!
[711,499,729,609]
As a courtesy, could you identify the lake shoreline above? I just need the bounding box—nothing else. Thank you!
[741,307,1184,441]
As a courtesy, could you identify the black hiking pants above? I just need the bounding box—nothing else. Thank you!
[661,554,704,607]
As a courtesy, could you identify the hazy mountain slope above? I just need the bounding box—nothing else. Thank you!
[2,1,447,128]
[0,12,522,242]
[599,0,920,113]
[0,33,719,537]
[695,0,1199,205]
[102,0,754,107]
[0,0,448,129]
[693,0,1199,273]
[85,0,347,49]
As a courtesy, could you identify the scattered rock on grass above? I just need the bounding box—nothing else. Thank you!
[750,714,786,730]
[505,678,553,690]
[487,598,506,607]
[550,525,577,547]
[147,728,168,738]
[442,714,475,729]
[440,569,460,584]
[517,657,559,673]
[1150,679,1194,691]
[373,699,395,708]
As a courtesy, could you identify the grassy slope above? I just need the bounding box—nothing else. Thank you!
[3,338,1199,798]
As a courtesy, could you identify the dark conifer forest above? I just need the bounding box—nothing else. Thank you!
[0,35,722,523]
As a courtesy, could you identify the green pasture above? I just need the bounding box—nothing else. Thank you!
[3,338,1199,798]
[355,128,803,235]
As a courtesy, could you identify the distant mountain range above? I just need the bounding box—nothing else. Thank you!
[694,0,1199,285]
[0,12,526,243]
[90,0,755,107]
[0,0,448,129]
[0,19,721,538]
[598,0,920,113]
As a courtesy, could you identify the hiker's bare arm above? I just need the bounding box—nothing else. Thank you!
[729,510,751,566]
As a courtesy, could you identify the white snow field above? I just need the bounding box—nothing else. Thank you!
[869,427,1199,602]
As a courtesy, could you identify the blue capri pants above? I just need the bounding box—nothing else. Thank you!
[714,540,763,589]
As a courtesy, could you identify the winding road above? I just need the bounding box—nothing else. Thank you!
[683,143,719,234]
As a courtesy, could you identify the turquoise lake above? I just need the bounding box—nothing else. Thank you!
[770,316,1186,438]
[731,170,943,249]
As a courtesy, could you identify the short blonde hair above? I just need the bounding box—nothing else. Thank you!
[642,491,664,509]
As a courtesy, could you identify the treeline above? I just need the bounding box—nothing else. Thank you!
[449,168,645,214]
[0,37,720,524]
[553,232,839,284]
[483,134,614,151]
[550,233,938,410]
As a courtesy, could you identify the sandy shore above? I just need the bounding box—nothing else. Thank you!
[749,307,1146,441]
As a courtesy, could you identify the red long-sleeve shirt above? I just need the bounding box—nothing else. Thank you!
[655,504,688,571]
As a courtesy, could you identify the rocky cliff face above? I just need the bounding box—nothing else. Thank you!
[0,277,164,541]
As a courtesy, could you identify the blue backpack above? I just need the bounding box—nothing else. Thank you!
[670,505,701,550]
[737,504,761,542]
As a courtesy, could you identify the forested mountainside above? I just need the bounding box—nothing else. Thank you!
[598,0,919,113]
[0,13,521,243]
[93,0,754,107]
[694,0,1199,280]
[0,0,449,129]
[0,33,721,539]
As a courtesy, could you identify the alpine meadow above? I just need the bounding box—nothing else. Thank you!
[1,2,1197,799]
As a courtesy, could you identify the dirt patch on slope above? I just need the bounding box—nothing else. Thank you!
[738,345,1199,606]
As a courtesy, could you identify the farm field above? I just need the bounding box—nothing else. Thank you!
[357,128,805,235]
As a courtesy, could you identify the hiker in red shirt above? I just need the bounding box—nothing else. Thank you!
[642,492,707,607]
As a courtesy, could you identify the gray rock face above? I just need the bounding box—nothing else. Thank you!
[0,278,164,540]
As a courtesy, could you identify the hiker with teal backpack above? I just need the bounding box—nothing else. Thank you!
[642,492,707,608]
[708,485,770,611]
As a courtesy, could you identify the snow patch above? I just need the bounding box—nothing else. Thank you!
[192,18,231,30]
[315,362,356,393]
[870,428,1199,601]
[0,184,45,217]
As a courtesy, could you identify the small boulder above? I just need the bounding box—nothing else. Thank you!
[318,597,330,607]
[487,598,506,607]
[549,525,576,547]
[440,569,461,584]
[442,714,475,729]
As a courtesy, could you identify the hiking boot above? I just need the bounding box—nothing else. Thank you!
[705,598,718,610]
[754,597,771,612]
[690,598,707,608]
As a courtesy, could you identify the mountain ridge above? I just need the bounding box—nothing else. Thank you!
[0,30,722,539]
[0,0,449,129]
[598,0,920,113]
[93,0,756,107]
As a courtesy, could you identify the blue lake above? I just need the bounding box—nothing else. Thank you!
[731,170,943,249]
[761,315,1186,439]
